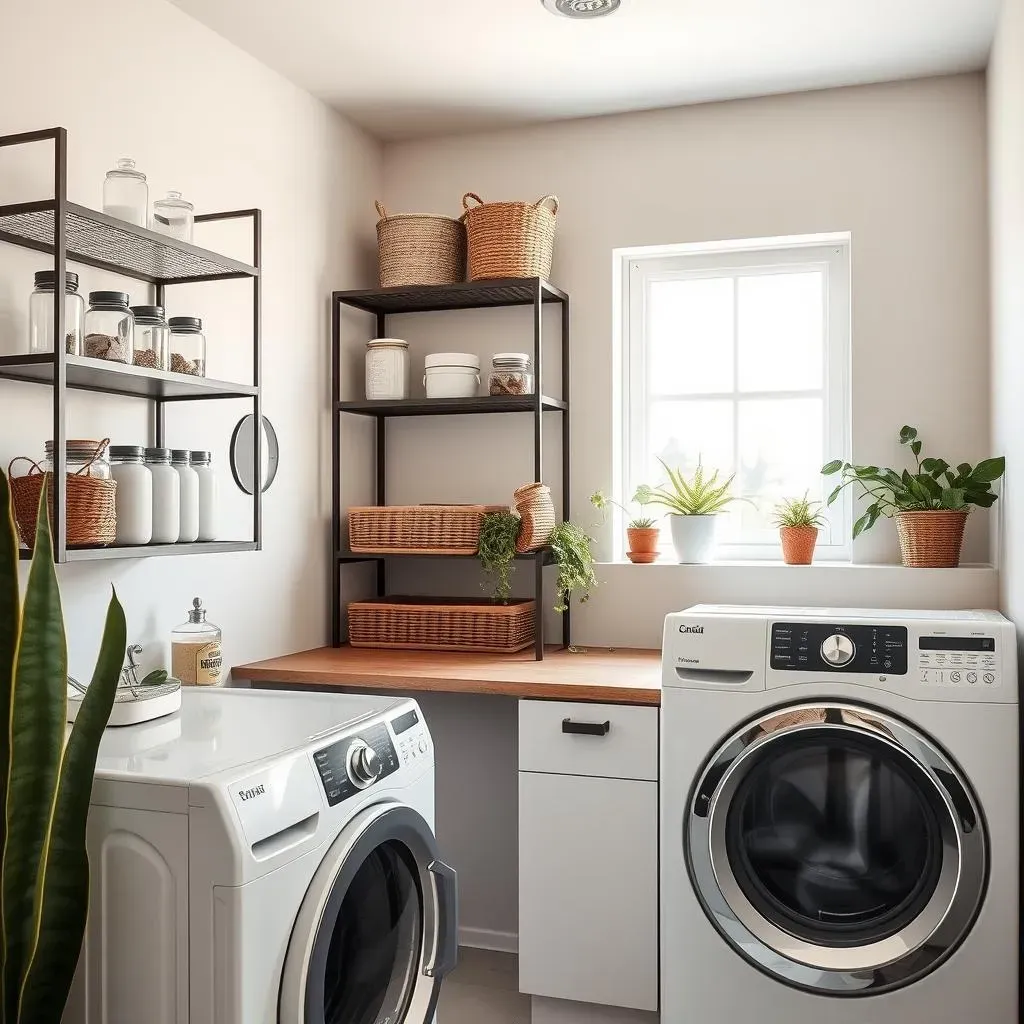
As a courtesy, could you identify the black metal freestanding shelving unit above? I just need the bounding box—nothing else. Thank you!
[331,277,570,660]
[0,126,262,562]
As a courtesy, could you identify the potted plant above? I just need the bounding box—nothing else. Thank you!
[772,494,826,565]
[0,469,126,1023]
[590,486,660,563]
[647,459,743,563]
[822,425,1005,567]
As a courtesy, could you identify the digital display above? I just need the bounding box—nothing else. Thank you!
[919,637,995,652]
[392,709,419,734]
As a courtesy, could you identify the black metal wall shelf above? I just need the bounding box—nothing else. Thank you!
[331,276,570,660]
[0,127,263,563]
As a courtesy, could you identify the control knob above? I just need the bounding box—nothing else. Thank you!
[347,741,382,788]
[821,634,855,668]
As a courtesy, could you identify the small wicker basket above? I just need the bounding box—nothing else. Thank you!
[514,483,556,553]
[348,504,501,555]
[348,597,535,653]
[462,193,558,281]
[9,442,116,549]
[896,510,968,568]
[375,201,466,288]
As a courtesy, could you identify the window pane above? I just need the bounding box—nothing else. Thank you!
[644,400,734,490]
[648,278,734,395]
[737,272,823,393]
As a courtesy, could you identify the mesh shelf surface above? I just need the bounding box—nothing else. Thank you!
[0,202,258,283]
[334,277,567,314]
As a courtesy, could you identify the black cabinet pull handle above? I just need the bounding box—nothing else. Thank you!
[562,718,611,736]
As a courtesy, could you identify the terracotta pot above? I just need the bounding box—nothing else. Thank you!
[896,510,968,567]
[779,526,819,565]
[626,527,660,564]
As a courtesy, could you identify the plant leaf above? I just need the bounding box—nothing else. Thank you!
[899,425,918,443]
[821,460,843,475]
[853,511,871,538]
[17,590,125,1024]
[0,470,18,866]
[939,488,967,510]
[972,457,1006,483]
[970,491,998,508]
[957,463,973,479]
[910,440,922,457]
[2,482,67,1022]
[826,484,843,506]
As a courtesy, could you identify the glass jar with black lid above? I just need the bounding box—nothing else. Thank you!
[130,305,169,371]
[168,317,206,377]
[29,270,85,356]
[84,291,134,364]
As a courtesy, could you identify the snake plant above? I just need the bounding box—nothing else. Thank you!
[0,468,125,1024]
[647,459,741,516]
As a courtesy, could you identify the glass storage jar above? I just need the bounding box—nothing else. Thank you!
[190,451,217,542]
[365,338,409,400]
[130,305,169,370]
[151,191,194,242]
[144,448,179,544]
[108,445,152,546]
[488,353,534,396]
[29,270,85,355]
[42,439,110,479]
[102,157,148,227]
[168,317,206,377]
[171,597,223,686]
[84,292,134,364]
[171,450,199,543]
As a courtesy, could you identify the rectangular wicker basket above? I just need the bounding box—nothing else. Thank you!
[348,597,536,654]
[347,504,500,555]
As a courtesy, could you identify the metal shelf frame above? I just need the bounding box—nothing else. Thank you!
[0,126,263,562]
[331,277,570,660]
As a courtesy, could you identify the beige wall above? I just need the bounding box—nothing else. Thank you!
[380,74,994,647]
[990,0,1024,632]
[0,0,381,675]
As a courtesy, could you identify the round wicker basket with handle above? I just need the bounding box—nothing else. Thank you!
[9,439,116,549]
[514,482,556,553]
[462,193,558,280]
[895,510,968,568]
[375,201,466,288]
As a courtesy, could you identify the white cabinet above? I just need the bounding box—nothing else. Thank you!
[518,700,658,1013]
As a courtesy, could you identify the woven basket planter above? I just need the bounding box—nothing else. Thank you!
[514,483,556,553]
[780,526,819,565]
[348,597,535,654]
[375,201,466,288]
[896,510,968,568]
[348,504,501,555]
[462,193,558,280]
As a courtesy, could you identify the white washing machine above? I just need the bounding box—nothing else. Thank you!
[661,605,1018,1023]
[66,687,457,1024]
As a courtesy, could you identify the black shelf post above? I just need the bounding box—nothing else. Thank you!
[331,278,571,660]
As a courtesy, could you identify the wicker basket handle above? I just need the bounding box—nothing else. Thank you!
[7,456,43,479]
[77,438,111,476]
[462,192,485,212]
[374,200,389,221]
[535,195,559,215]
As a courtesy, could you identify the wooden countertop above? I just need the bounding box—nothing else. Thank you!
[233,645,662,705]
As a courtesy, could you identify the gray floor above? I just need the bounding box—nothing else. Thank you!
[438,948,530,1024]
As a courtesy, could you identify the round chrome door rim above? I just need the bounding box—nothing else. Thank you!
[686,702,987,995]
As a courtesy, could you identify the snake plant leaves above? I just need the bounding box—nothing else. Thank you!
[0,472,18,861]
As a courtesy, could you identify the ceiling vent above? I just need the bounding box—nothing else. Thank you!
[541,0,622,18]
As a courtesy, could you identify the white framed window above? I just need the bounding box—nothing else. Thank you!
[617,234,852,560]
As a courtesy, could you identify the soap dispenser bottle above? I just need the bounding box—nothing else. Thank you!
[171,597,223,686]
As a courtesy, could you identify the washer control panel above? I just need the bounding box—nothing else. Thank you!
[918,636,998,688]
[312,720,400,807]
[771,621,909,674]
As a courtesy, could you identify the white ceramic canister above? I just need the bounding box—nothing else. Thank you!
[144,448,180,544]
[191,450,218,542]
[424,352,480,399]
[108,445,153,545]
[171,450,200,543]
[365,338,409,400]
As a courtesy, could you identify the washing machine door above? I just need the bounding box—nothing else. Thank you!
[279,801,458,1024]
[686,702,986,996]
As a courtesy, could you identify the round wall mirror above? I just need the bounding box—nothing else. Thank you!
[229,413,280,495]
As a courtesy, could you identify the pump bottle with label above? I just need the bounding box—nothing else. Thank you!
[171,596,223,686]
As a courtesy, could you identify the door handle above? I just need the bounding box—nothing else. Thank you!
[561,718,611,736]
[425,859,459,979]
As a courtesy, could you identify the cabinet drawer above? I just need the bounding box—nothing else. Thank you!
[519,772,658,1011]
[519,700,658,781]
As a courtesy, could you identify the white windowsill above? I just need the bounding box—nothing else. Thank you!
[600,560,996,572]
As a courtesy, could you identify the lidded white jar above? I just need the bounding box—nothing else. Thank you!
[144,448,180,544]
[191,450,218,542]
[108,445,153,546]
[365,338,409,400]
[171,450,200,543]
[423,352,480,399]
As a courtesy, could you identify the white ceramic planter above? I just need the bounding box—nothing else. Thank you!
[669,514,718,563]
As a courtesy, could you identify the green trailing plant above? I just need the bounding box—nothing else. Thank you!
[478,510,520,603]
[823,426,1006,538]
[0,469,126,1024]
[590,485,658,530]
[647,459,741,516]
[772,493,827,530]
[548,521,598,613]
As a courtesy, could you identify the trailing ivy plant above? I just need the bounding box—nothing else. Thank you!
[548,521,598,613]
[478,510,520,603]
[823,425,1005,538]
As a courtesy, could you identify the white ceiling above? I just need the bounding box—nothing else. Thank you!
[171,0,1000,140]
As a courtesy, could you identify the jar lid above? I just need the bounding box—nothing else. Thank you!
[425,352,480,370]
[34,270,80,292]
[190,450,211,465]
[89,290,130,309]
[492,352,531,367]
[108,445,146,461]
[155,190,193,211]
[168,316,202,332]
[106,157,146,182]
[45,439,105,455]
[130,305,165,323]
[187,597,207,624]
[170,449,191,464]
[366,337,408,349]
[144,447,171,463]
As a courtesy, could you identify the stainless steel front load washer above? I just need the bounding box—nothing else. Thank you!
[661,606,1018,1023]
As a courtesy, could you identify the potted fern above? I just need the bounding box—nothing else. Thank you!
[772,494,826,565]
[590,486,660,563]
[647,460,742,563]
